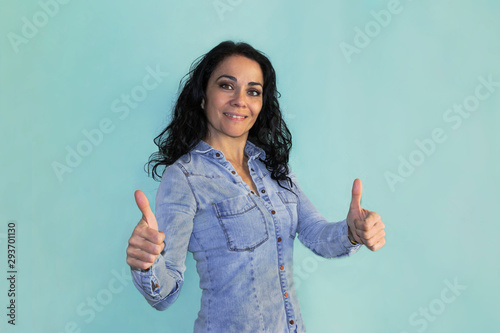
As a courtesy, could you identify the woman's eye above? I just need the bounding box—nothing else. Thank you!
[220,83,233,90]
[248,90,261,96]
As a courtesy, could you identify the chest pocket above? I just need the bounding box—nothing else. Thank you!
[213,194,269,251]
[277,190,299,239]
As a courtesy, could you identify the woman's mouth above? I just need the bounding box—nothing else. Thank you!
[223,113,247,121]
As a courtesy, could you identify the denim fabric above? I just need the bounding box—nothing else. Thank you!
[131,140,362,332]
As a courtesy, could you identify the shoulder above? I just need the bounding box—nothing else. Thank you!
[157,151,196,189]
[280,168,300,193]
[155,155,198,209]
[160,141,204,178]
[159,146,220,182]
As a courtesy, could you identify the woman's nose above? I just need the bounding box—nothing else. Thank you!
[230,88,247,108]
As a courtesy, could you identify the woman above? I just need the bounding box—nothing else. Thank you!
[126,41,386,332]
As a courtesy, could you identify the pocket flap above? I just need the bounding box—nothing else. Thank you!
[214,194,257,217]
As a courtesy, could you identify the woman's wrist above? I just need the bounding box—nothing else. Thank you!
[347,225,359,245]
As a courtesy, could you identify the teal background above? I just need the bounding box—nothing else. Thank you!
[1,0,499,332]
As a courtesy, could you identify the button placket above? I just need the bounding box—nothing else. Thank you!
[215,152,244,187]
[247,160,264,196]
[251,174,297,326]
[270,211,296,328]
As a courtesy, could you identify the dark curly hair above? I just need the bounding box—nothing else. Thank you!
[146,40,294,190]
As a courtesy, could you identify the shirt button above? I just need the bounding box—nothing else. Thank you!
[231,171,236,174]
[261,189,266,194]
[271,210,276,215]
[215,153,220,157]
[280,266,284,270]
[290,320,294,325]
[277,237,282,242]
[251,168,254,171]
[251,191,255,194]
[284,292,288,297]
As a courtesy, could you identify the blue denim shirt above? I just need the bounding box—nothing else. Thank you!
[131,140,362,332]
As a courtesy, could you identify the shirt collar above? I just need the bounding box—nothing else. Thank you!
[191,140,266,160]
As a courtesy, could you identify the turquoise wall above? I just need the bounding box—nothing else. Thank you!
[1,0,499,332]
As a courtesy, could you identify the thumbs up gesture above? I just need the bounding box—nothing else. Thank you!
[126,190,166,271]
[346,179,386,251]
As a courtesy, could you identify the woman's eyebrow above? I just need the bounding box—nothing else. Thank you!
[216,74,262,87]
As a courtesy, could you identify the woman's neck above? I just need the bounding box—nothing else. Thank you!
[203,135,248,166]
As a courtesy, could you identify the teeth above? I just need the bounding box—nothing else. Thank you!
[225,113,245,119]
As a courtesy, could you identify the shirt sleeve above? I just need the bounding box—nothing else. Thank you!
[130,162,197,311]
[289,172,362,258]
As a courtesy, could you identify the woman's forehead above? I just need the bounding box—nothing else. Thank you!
[211,55,263,84]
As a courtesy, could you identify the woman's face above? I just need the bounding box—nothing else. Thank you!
[202,55,263,144]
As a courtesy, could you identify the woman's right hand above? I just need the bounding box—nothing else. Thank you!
[126,190,165,271]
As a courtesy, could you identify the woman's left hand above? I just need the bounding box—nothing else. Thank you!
[346,178,386,251]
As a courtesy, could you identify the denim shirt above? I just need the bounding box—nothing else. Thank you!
[130,140,362,332]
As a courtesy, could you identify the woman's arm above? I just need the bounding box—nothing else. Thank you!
[129,162,197,311]
[290,172,363,258]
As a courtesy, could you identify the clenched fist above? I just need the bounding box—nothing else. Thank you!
[346,179,386,251]
[126,190,165,271]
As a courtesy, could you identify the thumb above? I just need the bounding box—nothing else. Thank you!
[134,190,158,230]
[350,178,363,212]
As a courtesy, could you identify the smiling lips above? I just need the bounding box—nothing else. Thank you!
[223,112,248,121]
